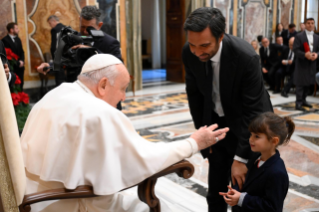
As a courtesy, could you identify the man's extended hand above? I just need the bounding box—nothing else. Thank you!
[71,44,91,50]
[191,124,229,151]
[219,186,241,207]
[4,64,9,79]
[231,160,248,191]
[37,63,50,75]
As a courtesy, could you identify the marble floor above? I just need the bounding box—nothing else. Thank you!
[124,80,319,212]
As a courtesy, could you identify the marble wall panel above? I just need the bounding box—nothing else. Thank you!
[280,0,292,28]
[29,0,80,64]
[213,0,231,33]
[244,1,265,43]
[0,0,14,39]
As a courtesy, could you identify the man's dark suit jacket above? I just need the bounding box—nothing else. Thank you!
[282,29,297,46]
[293,31,319,86]
[2,35,25,67]
[0,40,16,88]
[182,34,273,159]
[50,23,65,59]
[93,32,122,61]
[233,150,289,212]
[259,44,283,74]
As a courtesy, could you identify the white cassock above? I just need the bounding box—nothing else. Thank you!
[21,81,198,212]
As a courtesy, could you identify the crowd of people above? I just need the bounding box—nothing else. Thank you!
[250,19,319,110]
[0,6,318,212]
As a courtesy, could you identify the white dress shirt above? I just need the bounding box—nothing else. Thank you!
[8,34,16,43]
[210,41,224,117]
[209,42,248,163]
[306,29,314,52]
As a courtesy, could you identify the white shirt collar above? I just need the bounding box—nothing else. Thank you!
[210,41,223,63]
[306,29,314,35]
[8,34,16,40]
[75,80,95,97]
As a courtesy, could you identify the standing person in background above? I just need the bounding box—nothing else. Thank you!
[2,22,25,90]
[182,7,273,212]
[276,36,284,46]
[259,37,282,91]
[251,40,260,56]
[293,18,319,110]
[282,23,297,46]
[47,15,66,86]
[272,23,284,44]
[299,23,306,33]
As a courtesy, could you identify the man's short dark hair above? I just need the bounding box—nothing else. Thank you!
[183,7,225,40]
[288,23,296,29]
[6,22,17,32]
[257,35,263,42]
[47,15,59,22]
[276,36,283,40]
[305,18,315,23]
[81,6,102,24]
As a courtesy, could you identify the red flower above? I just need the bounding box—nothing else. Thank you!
[11,93,20,106]
[14,74,21,85]
[5,48,19,61]
[18,92,29,104]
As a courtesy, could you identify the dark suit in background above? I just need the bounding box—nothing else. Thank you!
[275,47,295,92]
[183,34,273,211]
[293,31,319,106]
[2,35,25,90]
[282,29,297,46]
[233,151,289,212]
[50,23,66,86]
[259,44,283,89]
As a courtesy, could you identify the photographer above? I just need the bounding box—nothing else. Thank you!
[38,5,123,109]
[38,6,121,75]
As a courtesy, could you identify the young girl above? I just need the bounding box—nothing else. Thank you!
[220,112,295,212]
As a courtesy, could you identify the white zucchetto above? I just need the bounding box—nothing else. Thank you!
[81,54,123,74]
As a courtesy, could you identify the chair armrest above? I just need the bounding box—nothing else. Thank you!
[137,160,194,212]
[19,160,194,212]
[19,186,97,212]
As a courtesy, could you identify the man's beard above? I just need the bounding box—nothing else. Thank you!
[13,32,18,36]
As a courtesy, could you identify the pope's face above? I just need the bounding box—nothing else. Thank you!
[103,64,130,108]
[187,27,223,62]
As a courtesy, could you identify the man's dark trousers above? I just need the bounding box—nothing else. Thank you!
[207,112,238,212]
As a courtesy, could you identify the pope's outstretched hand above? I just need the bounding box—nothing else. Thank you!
[191,124,229,150]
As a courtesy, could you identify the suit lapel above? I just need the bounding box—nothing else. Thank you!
[313,34,319,52]
[243,164,265,190]
[219,35,236,114]
[202,61,213,125]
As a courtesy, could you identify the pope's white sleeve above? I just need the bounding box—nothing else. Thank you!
[159,138,198,170]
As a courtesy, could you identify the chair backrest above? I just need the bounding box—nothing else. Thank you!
[0,60,26,211]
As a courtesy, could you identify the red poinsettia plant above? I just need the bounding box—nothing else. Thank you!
[10,74,31,132]
[5,48,19,71]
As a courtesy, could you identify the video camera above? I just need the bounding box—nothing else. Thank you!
[48,26,104,79]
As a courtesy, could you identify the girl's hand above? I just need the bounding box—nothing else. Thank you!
[219,186,241,206]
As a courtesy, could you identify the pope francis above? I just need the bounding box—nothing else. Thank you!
[21,54,229,212]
